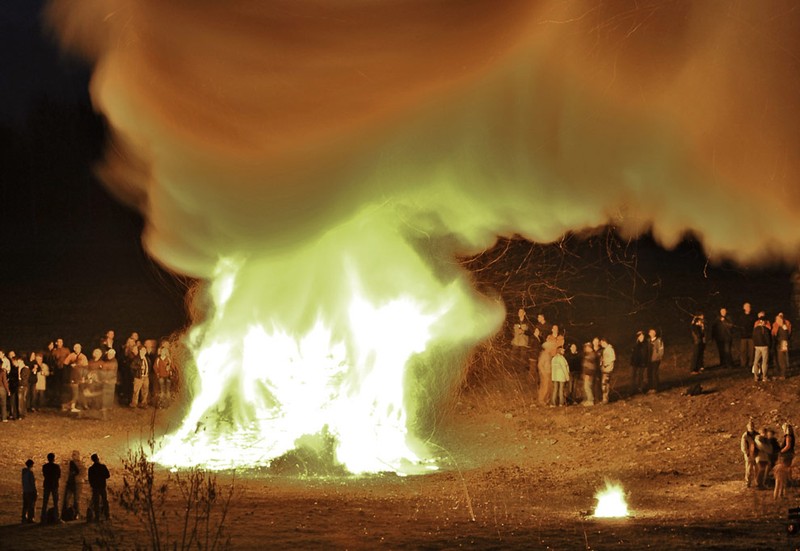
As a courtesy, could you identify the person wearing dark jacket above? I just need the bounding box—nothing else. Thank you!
[631,331,649,393]
[565,343,582,403]
[8,355,19,420]
[88,453,110,521]
[41,452,61,523]
[0,360,10,422]
[711,308,734,368]
[21,459,36,523]
[62,450,85,520]
[690,314,706,374]
[739,303,756,369]
[16,358,30,420]
[752,312,772,381]
[130,347,151,408]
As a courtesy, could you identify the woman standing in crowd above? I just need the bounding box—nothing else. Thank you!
[779,423,795,467]
[550,347,570,407]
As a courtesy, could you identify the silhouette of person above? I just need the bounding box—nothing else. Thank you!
[21,459,36,523]
[88,453,110,522]
[41,452,61,523]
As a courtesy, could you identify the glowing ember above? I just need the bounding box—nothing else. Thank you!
[152,209,503,475]
[593,482,629,518]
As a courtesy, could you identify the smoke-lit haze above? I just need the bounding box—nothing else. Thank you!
[46,0,800,472]
[47,0,800,267]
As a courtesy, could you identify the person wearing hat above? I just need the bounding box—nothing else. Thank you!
[21,459,36,523]
[88,453,110,522]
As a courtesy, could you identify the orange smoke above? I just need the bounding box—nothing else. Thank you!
[46,0,800,273]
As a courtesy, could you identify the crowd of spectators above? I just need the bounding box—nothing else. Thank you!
[1,330,177,422]
[510,300,793,407]
[511,309,665,407]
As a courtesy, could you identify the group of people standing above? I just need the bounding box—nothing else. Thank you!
[1,329,177,422]
[740,421,795,498]
[692,302,792,379]
[510,309,666,407]
[21,451,110,524]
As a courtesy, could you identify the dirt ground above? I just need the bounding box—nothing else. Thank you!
[0,341,798,550]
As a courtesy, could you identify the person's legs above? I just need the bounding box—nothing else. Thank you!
[70,383,80,409]
[757,461,769,488]
[601,373,612,403]
[653,361,661,392]
[62,485,74,517]
[716,340,725,367]
[537,364,549,405]
[91,489,100,522]
[52,488,60,520]
[551,381,562,406]
[583,375,594,405]
[100,488,110,519]
[131,377,142,407]
[19,388,28,417]
[744,454,753,486]
[0,391,6,421]
[724,340,733,367]
[778,350,789,378]
[141,376,150,407]
[74,483,83,515]
[23,491,36,522]
[40,487,51,521]
[753,347,766,379]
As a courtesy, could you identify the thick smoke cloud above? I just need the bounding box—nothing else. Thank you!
[47,0,800,275]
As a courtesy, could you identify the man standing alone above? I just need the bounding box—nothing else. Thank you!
[41,452,61,523]
[88,453,110,522]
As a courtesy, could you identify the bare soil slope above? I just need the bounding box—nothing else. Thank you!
[0,342,797,550]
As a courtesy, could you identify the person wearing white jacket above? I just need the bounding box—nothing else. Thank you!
[550,347,570,407]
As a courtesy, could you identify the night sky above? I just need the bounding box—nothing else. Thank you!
[0,0,187,351]
[1,1,797,352]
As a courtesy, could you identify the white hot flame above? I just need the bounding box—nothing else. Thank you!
[151,208,503,475]
[593,481,629,518]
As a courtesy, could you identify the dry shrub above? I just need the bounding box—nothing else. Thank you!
[84,425,235,551]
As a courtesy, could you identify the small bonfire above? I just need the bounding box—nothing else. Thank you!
[593,481,630,518]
